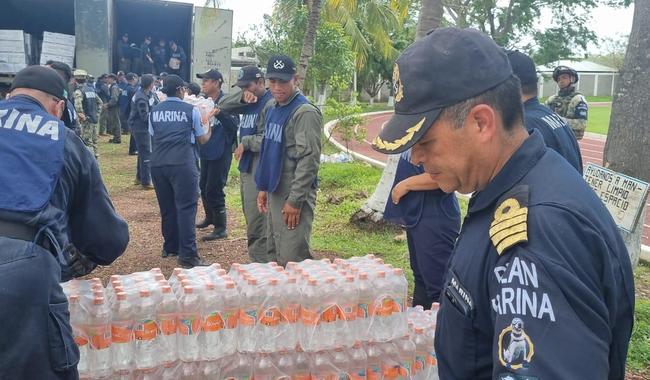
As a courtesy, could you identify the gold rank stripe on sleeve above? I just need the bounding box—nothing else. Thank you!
[490,198,529,255]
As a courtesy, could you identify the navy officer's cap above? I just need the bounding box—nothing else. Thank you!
[372,27,513,155]
[266,55,296,82]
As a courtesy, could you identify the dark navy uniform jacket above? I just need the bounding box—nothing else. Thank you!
[434,130,634,380]
[524,97,583,174]
[0,95,128,378]
[0,95,129,273]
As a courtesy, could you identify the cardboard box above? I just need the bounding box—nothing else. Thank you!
[0,30,24,41]
[0,52,27,64]
[0,39,26,53]
[42,31,75,46]
[40,42,75,58]
[0,62,26,73]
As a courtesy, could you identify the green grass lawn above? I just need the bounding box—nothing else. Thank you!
[587,106,612,135]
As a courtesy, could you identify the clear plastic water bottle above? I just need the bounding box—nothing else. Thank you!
[178,286,201,362]
[87,296,112,379]
[390,269,409,340]
[329,346,351,376]
[299,278,320,352]
[134,289,160,370]
[199,360,221,378]
[259,278,283,353]
[221,352,254,379]
[348,342,368,380]
[179,360,200,380]
[254,352,279,380]
[369,271,392,342]
[357,273,372,342]
[396,334,416,379]
[160,360,181,380]
[340,275,359,347]
[221,281,239,356]
[111,291,134,373]
[293,347,312,380]
[310,350,337,380]
[275,350,296,378]
[279,276,300,352]
[380,342,402,380]
[157,285,179,365]
[320,277,340,350]
[68,295,90,378]
[365,342,383,380]
[239,277,262,353]
[201,282,224,360]
[413,328,429,380]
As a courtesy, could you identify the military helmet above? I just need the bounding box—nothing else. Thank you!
[552,65,579,83]
[73,69,88,79]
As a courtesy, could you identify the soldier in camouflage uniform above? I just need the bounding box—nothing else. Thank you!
[73,69,102,157]
[545,65,588,139]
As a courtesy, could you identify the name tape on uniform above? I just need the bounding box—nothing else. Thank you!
[583,163,649,233]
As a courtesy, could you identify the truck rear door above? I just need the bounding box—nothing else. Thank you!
[192,6,233,87]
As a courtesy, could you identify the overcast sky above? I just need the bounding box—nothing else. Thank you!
[187,0,634,54]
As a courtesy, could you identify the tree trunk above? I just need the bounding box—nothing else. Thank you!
[603,0,650,268]
[296,0,322,90]
[416,0,444,39]
[351,0,443,224]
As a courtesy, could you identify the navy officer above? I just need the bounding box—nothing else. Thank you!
[372,28,634,379]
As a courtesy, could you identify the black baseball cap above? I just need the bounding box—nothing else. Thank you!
[196,69,223,82]
[372,28,513,155]
[107,73,118,80]
[45,60,72,83]
[235,65,263,87]
[11,65,67,100]
[506,50,538,86]
[266,55,296,81]
[117,71,125,76]
[162,74,186,95]
[125,72,137,81]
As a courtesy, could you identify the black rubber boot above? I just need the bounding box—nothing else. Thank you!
[196,202,212,229]
[177,256,208,269]
[202,209,227,241]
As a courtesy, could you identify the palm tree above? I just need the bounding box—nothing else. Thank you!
[275,0,411,88]
[352,0,443,224]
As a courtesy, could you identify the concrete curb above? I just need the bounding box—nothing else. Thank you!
[324,111,392,169]
[326,110,650,263]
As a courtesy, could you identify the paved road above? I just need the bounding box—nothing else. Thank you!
[333,112,650,245]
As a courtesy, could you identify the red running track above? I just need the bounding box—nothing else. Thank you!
[334,112,650,245]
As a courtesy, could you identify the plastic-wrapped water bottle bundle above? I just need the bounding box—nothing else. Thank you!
[62,256,439,379]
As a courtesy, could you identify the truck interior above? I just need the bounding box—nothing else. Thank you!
[1,0,75,66]
[113,0,193,79]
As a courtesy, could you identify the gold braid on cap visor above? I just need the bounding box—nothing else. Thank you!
[372,117,426,151]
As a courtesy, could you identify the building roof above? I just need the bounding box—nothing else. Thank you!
[537,59,618,73]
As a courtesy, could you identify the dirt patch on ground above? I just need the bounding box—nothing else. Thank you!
[86,185,338,284]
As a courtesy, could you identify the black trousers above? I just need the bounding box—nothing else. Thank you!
[133,131,151,185]
[151,163,199,259]
[199,154,232,213]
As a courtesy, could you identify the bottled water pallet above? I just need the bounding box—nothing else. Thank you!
[62,255,439,379]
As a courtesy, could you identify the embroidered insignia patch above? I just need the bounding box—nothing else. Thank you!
[490,186,529,255]
[498,317,535,370]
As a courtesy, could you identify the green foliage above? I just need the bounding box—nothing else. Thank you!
[325,98,365,153]
[238,9,354,95]
[628,299,650,374]
[443,0,610,64]
[588,34,628,71]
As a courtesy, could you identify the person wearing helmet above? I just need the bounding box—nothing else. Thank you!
[545,65,588,139]
[72,69,103,157]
